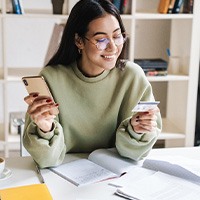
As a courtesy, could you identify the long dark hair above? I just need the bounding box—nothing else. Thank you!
[46,0,126,67]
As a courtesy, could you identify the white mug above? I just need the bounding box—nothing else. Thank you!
[0,157,5,175]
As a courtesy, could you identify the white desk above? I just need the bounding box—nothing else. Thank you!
[1,147,200,200]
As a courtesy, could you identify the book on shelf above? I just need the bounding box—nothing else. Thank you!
[167,0,176,13]
[172,0,184,13]
[6,0,13,13]
[51,0,64,14]
[134,58,168,69]
[158,0,171,14]
[0,184,53,200]
[120,0,132,14]
[110,0,131,14]
[158,0,185,14]
[114,156,200,200]
[18,0,24,14]
[183,0,194,13]
[11,0,23,14]
[144,69,168,76]
[49,148,139,186]
[111,0,121,12]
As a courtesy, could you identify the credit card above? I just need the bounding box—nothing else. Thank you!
[132,101,160,112]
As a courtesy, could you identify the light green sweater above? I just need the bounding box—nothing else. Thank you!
[23,61,162,168]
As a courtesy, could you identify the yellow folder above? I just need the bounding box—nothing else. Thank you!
[0,183,53,200]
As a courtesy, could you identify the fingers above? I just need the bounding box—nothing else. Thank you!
[147,107,160,114]
[24,93,54,106]
[28,99,59,118]
[24,93,39,105]
[28,98,52,113]
[25,93,59,123]
[32,112,56,124]
[131,108,159,134]
[24,93,59,132]
[28,100,59,132]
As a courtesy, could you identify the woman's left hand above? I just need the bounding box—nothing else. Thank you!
[131,107,160,134]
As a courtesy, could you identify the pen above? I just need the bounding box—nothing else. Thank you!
[34,161,45,183]
[166,48,171,57]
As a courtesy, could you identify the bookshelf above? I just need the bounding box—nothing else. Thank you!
[0,0,200,156]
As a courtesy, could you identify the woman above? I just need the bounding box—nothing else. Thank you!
[23,0,162,168]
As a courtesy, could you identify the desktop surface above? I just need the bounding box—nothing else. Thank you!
[0,147,200,200]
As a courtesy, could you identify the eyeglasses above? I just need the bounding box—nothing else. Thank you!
[84,33,127,51]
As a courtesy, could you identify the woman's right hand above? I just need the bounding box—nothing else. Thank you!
[24,93,59,133]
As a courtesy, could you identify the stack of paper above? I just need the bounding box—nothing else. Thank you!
[112,156,200,200]
[115,172,200,200]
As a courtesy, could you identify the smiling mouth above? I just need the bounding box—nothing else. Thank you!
[102,55,116,59]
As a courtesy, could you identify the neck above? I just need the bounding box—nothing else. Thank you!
[77,60,105,77]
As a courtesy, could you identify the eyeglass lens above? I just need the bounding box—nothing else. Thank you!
[96,34,125,50]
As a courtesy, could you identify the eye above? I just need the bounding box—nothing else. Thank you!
[114,33,123,39]
[97,38,108,43]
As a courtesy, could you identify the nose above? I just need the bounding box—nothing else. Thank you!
[106,39,117,51]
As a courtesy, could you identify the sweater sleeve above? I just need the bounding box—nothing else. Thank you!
[116,112,162,161]
[115,63,162,161]
[23,114,66,168]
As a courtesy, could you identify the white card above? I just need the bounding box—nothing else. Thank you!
[132,101,160,112]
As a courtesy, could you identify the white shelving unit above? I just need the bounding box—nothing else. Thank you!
[134,0,200,148]
[0,0,68,156]
[0,0,200,156]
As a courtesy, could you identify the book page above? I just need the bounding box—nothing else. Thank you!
[50,159,118,186]
[143,156,200,184]
[115,172,200,200]
[109,167,155,188]
[88,148,141,175]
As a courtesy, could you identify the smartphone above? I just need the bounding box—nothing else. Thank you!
[22,75,58,113]
[132,101,160,112]
[22,75,54,97]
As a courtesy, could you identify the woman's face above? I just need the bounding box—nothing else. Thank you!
[78,14,124,77]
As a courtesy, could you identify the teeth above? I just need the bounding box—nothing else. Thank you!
[103,55,115,59]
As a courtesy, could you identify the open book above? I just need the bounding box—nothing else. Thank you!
[49,148,140,186]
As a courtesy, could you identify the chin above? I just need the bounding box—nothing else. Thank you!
[105,60,117,69]
[102,64,115,70]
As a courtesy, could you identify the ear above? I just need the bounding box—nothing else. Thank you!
[75,33,84,49]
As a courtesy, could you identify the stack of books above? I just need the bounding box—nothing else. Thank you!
[134,58,168,76]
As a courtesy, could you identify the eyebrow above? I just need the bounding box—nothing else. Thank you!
[93,28,121,36]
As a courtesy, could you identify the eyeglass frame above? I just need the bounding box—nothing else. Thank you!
[83,32,128,51]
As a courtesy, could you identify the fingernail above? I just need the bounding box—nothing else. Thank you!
[33,94,38,97]
[46,99,52,103]
[55,103,59,107]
